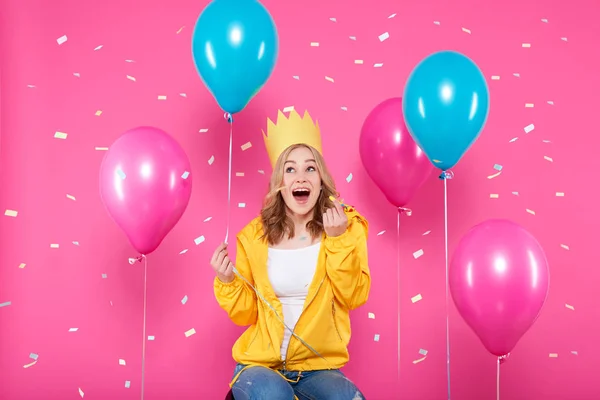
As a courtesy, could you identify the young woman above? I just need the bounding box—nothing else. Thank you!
[210,112,370,400]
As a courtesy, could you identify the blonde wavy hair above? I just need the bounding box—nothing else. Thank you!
[260,143,338,245]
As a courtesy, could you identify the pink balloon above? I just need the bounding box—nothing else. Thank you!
[99,127,193,255]
[359,97,433,208]
[449,219,549,357]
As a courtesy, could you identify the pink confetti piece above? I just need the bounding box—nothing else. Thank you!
[433,21,440,25]
[203,217,212,222]
[78,388,85,398]
[329,17,337,22]
[541,18,549,23]
[180,93,187,97]
[27,84,36,88]
[23,360,37,368]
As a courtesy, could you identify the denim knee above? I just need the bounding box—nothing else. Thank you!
[232,366,294,400]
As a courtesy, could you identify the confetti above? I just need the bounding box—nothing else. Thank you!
[388,13,396,18]
[127,75,136,82]
[513,73,520,77]
[54,131,68,140]
[422,230,431,235]
[411,294,422,303]
[176,26,185,34]
[185,328,196,337]
[354,60,363,64]
[433,21,440,25]
[236,172,245,177]
[79,387,85,398]
[329,17,337,22]
[368,312,375,319]
[373,63,383,68]
[412,356,427,364]
[292,75,300,80]
[509,137,518,143]
[522,43,531,48]
[493,164,503,171]
[487,171,501,179]
[181,295,188,305]
[524,124,535,134]
[512,192,519,196]
[543,156,553,162]
[310,42,320,47]
[73,72,80,78]
[377,230,385,236]
[419,349,428,356]
[258,169,265,174]
[526,209,536,215]
[18,263,26,269]
[556,192,564,197]
[179,249,188,255]
[560,244,569,250]
[340,106,348,111]
[378,32,390,42]
[241,142,252,151]
[194,236,205,245]
[349,36,356,40]
[101,273,107,279]
[180,93,187,97]
[238,203,246,208]
[549,353,558,358]
[157,95,167,100]
[72,241,79,246]
[541,18,548,23]
[27,84,36,88]
[94,45,103,51]
[203,217,212,222]
[23,360,37,368]
[68,328,78,332]
[561,37,568,42]
[490,194,499,199]
[571,351,578,355]
[282,106,295,112]
[119,359,126,366]
[4,209,18,217]
[50,244,59,249]
[148,336,155,341]
[30,353,39,360]
[181,171,190,179]
[346,173,353,183]
[373,334,380,342]
[0,301,12,308]
[491,75,500,80]
[565,304,574,311]
[95,110,102,116]
[199,128,208,133]
[116,168,126,180]
[547,100,554,105]
[413,249,424,259]
[525,103,534,108]
[66,194,76,201]
[325,76,334,83]
[125,59,135,63]
[542,139,552,143]
[95,147,109,151]
[57,35,68,45]
[462,27,471,34]
[125,381,131,389]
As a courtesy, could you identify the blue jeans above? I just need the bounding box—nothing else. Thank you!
[231,364,365,400]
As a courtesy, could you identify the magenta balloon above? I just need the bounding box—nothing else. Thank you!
[359,97,433,208]
[99,127,193,255]
[449,219,550,357]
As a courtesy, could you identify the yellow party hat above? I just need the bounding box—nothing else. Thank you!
[262,109,323,168]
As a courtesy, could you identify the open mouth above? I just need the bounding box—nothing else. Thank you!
[292,188,311,204]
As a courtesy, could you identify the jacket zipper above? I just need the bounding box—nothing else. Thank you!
[282,276,326,371]
[331,299,342,341]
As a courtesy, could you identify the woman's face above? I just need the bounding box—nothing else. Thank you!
[281,146,322,217]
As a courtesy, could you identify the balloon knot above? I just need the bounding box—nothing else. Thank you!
[398,207,412,216]
[439,170,455,180]
[498,353,510,365]
[224,112,233,123]
[128,255,145,265]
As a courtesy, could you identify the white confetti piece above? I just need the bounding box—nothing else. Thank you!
[462,27,471,34]
[346,173,353,183]
[125,59,135,63]
[176,26,185,34]
[199,128,208,133]
[119,359,126,366]
[571,351,578,355]
[419,349,428,356]
[241,142,252,151]
[57,35,68,45]
[282,106,295,112]
[29,353,38,360]
[4,209,18,217]
[66,194,76,201]
[374,63,384,68]
[54,131,68,140]
[94,45,103,51]
[433,21,440,25]
[329,17,337,22]
[181,171,190,179]
[542,139,552,143]
[310,42,320,47]
[0,301,11,308]
[208,155,215,165]
[236,172,245,177]
[74,73,82,78]
[490,194,499,199]
[69,328,78,332]
[373,334,380,342]
[549,353,558,358]
[79,388,85,398]
[413,249,424,259]
[125,381,131,389]
[95,147,109,151]
[340,106,348,111]
[525,103,534,108]
[181,295,188,305]
[491,75,500,80]
[541,18,548,23]
[184,328,196,337]
[23,360,37,368]
[487,171,502,179]
[110,301,113,306]
[116,168,126,180]
[18,263,26,269]
[522,43,531,48]
[561,37,568,42]
[349,36,356,40]
[513,73,520,78]
[378,32,390,42]
[547,100,554,105]
[509,137,518,143]
[377,230,385,236]
[368,312,375,319]
[126,75,136,82]
[560,244,569,250]
[512,192,519,196]
[411,294,423,303]
[526,209,536,215]
[325,76,334,83]
[556,192,564,197]
[27,84,36,88]
[50,244,59,249]
[388,13,396,18]
[238,203,246,208]
[543,156,554,163]
[148,336,155,341]
[354,60,363,64]
[101,273,107,279]
[258,169,265,174]
[180,93,187,97]
[72,241,79,246]
[194,236,205,245]
[524,124,535,134]
[413,356,427,364]
[292,75,300,80]
[565,304,574,311]
[179,249,188,254]
[157,95,167,100]
[422,230,431,236]
[203,217,212,222]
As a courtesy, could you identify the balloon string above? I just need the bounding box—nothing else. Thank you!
[443,176,451,400]
[397,208,401,382]
[140,254,148,400]
[496,357,501,400]
[224,113,233,244]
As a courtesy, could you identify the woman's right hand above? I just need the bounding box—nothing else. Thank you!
[210,242,235,283]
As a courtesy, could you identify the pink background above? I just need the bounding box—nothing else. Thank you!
[1,0,599,399]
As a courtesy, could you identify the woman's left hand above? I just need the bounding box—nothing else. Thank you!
[324,199,348,237]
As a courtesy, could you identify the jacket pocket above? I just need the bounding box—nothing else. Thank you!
[331,299,343,341]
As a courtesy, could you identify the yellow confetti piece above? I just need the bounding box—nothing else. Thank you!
[50,244,59,249]
[525,103,534,108]
[95,110,102,116]
[461,27,471,34]
[184,328,196,337]
[487,171,501,179]
[95,147,109,151]
[490,194,499,199]
[236,172,245,177]
[412,356,427,364]
[119,359,126,365]
[208,155,215,165]
[377,230,385,236]
[560,244,569,250]
[325,76,334,83]
[368,312,375,319]
[413,249,424,259]
[522,43,531,48]
[94,45,103,51]
[126,75,136,82]
[23,360,37,368]
[310,42,320,47]
[544,156,553,162]
[354,60,364,64]
[282,106,295,112]
[4,209,18,217]
[241,142,252,151]
[66,194,76,201]
[526,209,535,215]
[556,192,564,197]
[491,75,500,80]
[432,159,442,164]
[19,263,26,269]
[549,353,558,358]
[411,294,422,303]
[565,304,574,311]
[176,26,185,34]
[54,131,68,140]
[157,95,167,100]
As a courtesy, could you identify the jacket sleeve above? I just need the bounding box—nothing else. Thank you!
[323,213,371,310]
[213,236,258,326]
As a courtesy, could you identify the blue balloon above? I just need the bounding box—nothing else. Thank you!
[192,0,279,114]
[402,51,490,171]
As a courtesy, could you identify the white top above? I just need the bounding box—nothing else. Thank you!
[267,242,321,361]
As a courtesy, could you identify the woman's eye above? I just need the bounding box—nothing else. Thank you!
[307,166,316,172]
[285,167,295,173]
